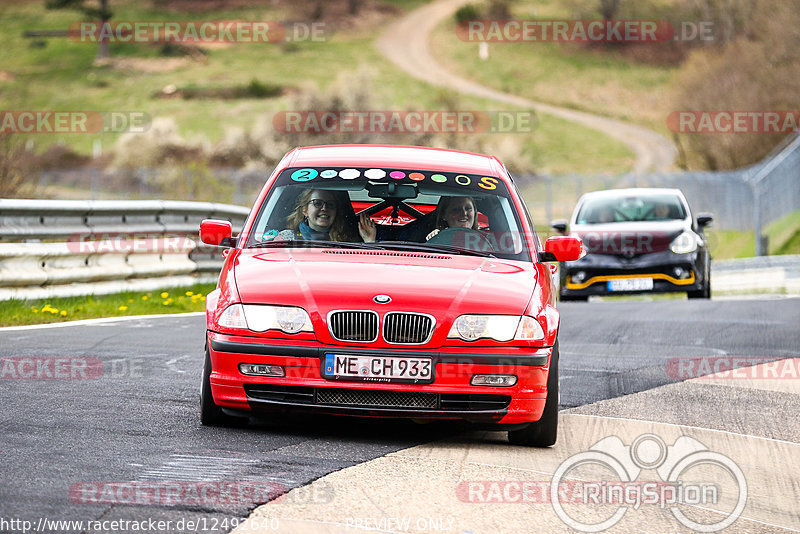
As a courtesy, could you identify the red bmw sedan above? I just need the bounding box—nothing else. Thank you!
[199,145,581,446]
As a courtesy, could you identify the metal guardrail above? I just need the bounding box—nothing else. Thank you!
[0,199,249,300]
[712,255,800,294]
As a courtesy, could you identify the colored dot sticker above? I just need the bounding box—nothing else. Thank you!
[291,168,318,181]
[430,174,447,183]
[455,174,471,186]
[320,170,337,178]
[364,168,387,179]
[408,172,425,181]
[389,171,406,179]
[339,168,360,179]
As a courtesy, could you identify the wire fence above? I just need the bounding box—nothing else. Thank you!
[519,134,800,251]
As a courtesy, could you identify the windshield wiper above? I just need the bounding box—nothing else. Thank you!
[249,240,386,250]
[375,241,496,258]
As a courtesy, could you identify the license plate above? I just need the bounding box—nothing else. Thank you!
[322,354,433,384]
[607,278,654,291]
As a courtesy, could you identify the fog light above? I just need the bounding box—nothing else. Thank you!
[239,363,285,377]
[571,271,587,283]
[471,374,517,387]
[673,267,690,279]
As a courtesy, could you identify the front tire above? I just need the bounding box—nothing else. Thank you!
[201,346,245,426]
[508,341,559,447]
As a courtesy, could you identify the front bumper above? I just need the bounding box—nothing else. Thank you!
[560,250,706,297]
[207,332,553,425]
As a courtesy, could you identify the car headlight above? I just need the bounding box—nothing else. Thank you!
[218,303,248,329]
[218,304,313,334]
[448,315,544,342]
[670,231,699,254]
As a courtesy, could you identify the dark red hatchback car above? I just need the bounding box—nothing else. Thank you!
[199,145,581,446]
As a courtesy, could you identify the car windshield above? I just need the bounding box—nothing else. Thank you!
[575,193,686,224]
[246,166,532,261]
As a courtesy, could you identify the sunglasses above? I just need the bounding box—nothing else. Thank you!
[308,199,336,210]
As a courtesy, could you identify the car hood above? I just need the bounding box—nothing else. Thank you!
[233,248,536,319]
[571,221,688,255]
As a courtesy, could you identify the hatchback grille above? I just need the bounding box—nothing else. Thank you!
[328,311,379,342]
[383,312,434,344]
[317,388,437,409]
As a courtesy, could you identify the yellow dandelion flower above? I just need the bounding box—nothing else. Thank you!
[60,310,67,316]
[142,295,148,300]
[32,308,39,313]
[160,292,169,299]
[118,305,128,311]
[185,291,194,296]
[162,300,170,306]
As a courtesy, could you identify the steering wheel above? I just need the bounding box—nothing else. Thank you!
[427,227,495,252]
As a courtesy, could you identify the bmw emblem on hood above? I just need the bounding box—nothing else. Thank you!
[373,295,391,304]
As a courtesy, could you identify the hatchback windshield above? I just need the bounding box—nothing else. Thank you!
[575,193,686,224]
[247,166,532,261]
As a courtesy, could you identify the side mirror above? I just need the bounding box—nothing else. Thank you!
[697,214,713,228]
[200,219,235,247]
[539,236,583,262]
[551,220,568,235]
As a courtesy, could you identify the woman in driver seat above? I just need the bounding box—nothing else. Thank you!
[426,196,479,241]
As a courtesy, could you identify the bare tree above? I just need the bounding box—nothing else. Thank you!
[599,0,619,21]
[0,135,37,198]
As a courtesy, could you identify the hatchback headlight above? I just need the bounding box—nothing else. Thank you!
[448,315,544,342]
[670,231,700,254]
[218,304,313,334]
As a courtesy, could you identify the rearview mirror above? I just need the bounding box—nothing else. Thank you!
[366,182,418,200]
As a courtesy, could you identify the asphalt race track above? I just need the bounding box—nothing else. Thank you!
[0,297,798,533]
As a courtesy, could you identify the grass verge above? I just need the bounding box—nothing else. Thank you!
[0,282,215,327]
[431,0,679,134]
[707,209,800,259]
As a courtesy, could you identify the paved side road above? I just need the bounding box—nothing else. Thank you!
[375,0,677,174]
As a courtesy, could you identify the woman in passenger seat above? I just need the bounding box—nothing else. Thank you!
[286,189,360,242]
